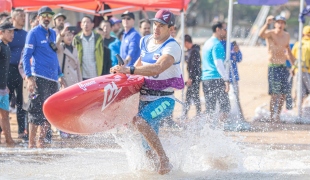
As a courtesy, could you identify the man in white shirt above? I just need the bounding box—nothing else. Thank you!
[111,9,184,175]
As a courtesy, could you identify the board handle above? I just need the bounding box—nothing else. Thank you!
[116,54,125,66]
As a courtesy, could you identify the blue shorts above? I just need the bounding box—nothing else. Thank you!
[137,97,175,150]
[0,94,9,111]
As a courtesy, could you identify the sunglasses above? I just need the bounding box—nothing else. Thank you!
[29,93,40,100]
[122,17,131,21]
[40,13,53,18]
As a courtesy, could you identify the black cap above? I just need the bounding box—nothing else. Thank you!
[121,11,135,20]
[38,6,55,15]
[0,22,15,30]
[53,13,66,20]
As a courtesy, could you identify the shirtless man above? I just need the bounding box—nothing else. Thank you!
[259,15,295,122]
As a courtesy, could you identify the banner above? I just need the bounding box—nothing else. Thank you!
[237,0,288,5]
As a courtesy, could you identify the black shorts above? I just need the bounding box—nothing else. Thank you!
[268,65,289,95]
[202,79,230,114]
[28,77,58,125]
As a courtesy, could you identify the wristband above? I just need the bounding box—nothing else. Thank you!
[130,66,135,75]
[58,73,64,78]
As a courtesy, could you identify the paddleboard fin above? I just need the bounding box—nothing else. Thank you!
[116,54,125,66]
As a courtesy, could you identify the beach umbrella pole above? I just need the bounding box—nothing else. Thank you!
[226,0,245,121]
[181,10,185,102]
[297,0,304,122]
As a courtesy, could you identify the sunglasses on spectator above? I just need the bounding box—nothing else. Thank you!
[122,17,131,20]
[40,13,53,18]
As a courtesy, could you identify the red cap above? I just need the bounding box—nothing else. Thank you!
[150,9,175,26]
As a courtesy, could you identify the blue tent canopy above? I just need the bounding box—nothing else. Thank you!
[237,0,288,6]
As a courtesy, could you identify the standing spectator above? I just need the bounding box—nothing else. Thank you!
[291,26,310,113]
[183,34,201,118]
[99,20,116,74]
[0,22,15,147]
[201,22,230,123]
[259,15,295,123]
[0,13,9,24]
[18,14,39,142]
[56,27,82,138]
[29,13,39,29]
[23,6,66,148]
[139,19,151,36]
[170,26,177,38]
[7,9,27,139]
[220,23,242,96]
[52,13,66,35]
[73,16,104,80]
[109,29,124,67]
[120,11,141,66]
[56,27,82,88]
[109,17,121,39]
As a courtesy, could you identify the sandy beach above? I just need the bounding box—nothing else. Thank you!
[1,45,310,179]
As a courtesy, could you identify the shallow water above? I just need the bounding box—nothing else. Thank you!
[1,121,309,180]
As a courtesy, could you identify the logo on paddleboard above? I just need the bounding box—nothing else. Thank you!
[101,82,122,111]
[78,80,96,91]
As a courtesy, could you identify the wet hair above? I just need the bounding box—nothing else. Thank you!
[100,20,112,28]
[12,9,24,18]
[139,19,151,28]
[184,34,192,43]
[82,16,93,23]
[117,29,124,40]
[211,22,223,33]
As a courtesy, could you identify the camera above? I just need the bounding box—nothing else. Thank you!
[49,41,58,52]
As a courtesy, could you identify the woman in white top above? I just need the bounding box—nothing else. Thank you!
[56,27,82,87]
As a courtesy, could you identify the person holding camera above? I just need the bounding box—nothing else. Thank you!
[22,6,66,148]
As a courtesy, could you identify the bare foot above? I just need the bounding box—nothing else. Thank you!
[36,138,45,148]
[158,157,172,175]
[6,140,16,148]
[146,150,159,169]
[273,116,281,123]
[28,141,36,148]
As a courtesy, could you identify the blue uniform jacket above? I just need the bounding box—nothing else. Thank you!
[22,25,61,81]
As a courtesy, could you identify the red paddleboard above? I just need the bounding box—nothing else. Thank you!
[43,73,144,134]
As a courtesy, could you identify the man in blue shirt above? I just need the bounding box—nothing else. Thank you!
[202,22,230,123]
[120,11,141,66]
[23,6,66,148]
[7,9,28,140]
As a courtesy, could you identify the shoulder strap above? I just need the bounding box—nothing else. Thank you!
[62,50,66,73]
